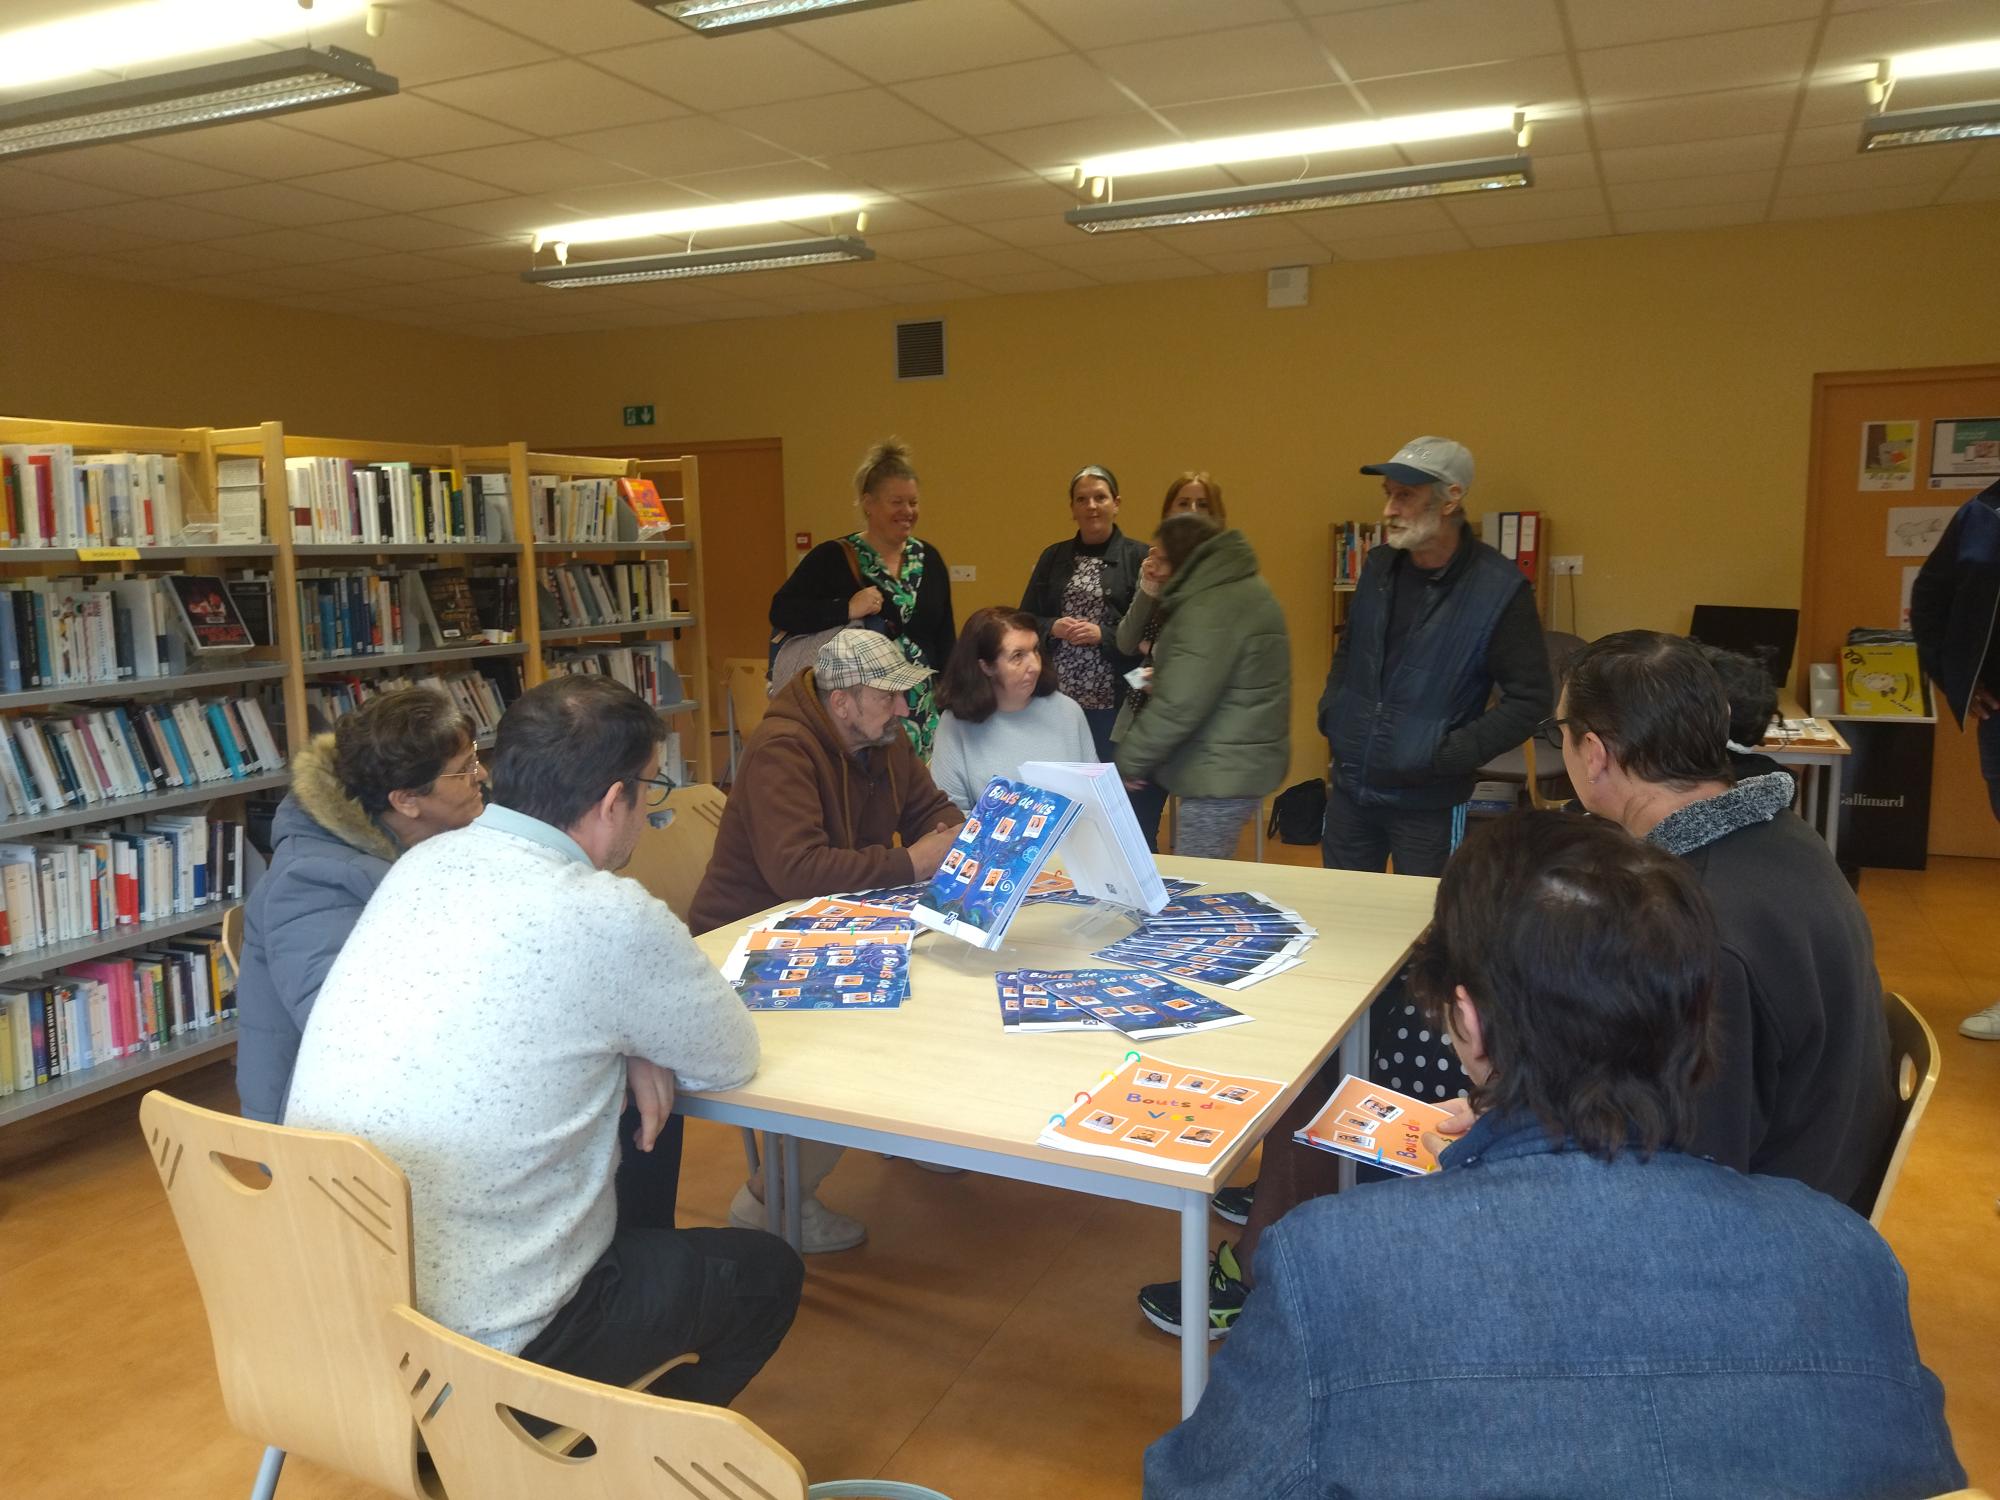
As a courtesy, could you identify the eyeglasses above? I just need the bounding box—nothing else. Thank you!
[435,751,483,784]
[630,772,677,809]
[1534,716,1574,742]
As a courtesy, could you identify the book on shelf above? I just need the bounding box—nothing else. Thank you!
[213,458,263,545]
[530,475,674,544]
[616,477,675,540]
[283,456,479,546]
[304,667,516,741]
[546,642,681,708]
[1479,509,1542,585]
[0,814,242,958]
[0,930,233,1092]
[462,473,516,543]
[0,443,193,548]
[537,560,675,629]
[227,570,276,648]
[0,693,282,820]
[163,574,254,654]
[1333,520,1384,587]
[419,568,482,643]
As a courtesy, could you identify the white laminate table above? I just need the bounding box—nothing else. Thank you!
[684,855,1436,1418]
[1762,700,1853,860]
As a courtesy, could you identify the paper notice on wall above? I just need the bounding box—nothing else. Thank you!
[1886,506,1956,557]
[1929,418,2000,490]
[1860,420,1918,491]
[1901,565,1920,630]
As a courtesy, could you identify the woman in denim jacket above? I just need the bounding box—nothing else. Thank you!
[1146,811,1961,1500]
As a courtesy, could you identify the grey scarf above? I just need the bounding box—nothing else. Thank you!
[1645,771,1795,857]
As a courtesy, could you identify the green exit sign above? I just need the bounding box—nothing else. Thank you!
[623,404,655,427]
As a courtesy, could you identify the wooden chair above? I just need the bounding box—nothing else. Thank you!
[722,655,773,780]
[139,1090,435,1500]
[220,903,245,973]
[387,1303,953,1500]
[1868,991,1942,1229]
[622,783,731,924]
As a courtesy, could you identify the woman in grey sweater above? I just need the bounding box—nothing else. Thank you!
[928,606,1096,811]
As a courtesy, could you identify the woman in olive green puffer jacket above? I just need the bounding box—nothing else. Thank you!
[1113,515,1291,858]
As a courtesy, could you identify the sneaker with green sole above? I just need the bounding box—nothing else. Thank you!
[1137,1240,1248,1340]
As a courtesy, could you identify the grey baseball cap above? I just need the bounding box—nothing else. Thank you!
[1361,436,1475,493]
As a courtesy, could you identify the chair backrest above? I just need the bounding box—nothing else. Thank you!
[723,656,772,723]
[220,903,245,973]
[621,783,730,923]
[386,1303,808,1500]
[1868,991,1941,1228]
[139,1091,432,1500]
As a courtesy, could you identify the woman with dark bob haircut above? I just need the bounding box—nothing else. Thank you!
[235,686,487,1122]
[927,605,1095,812]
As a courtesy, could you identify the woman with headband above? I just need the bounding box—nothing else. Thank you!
[1017,463,1150,763]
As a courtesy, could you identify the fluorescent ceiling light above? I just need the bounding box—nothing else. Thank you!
[0,0,370,90]
[1065,156,1533,234]
[632,0,919,35]
[521,236,874,288]
[1860,99,2000,150]
[0,47,396,161]
[1889,38,2000,81]
[531,192,870,254]
[1077,107,1520,180]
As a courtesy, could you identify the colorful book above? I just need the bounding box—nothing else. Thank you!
[163,574,254,653]
[1040,968,1251,1038]
[912,777,1078,951]
[1293,1075,1459,1177]
[1038,1052,1288,1176]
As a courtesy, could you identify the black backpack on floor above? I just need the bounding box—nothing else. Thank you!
[1268,779,1327,845]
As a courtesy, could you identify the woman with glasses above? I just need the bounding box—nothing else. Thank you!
[236,685,488,1123]
[1018,463,1151,763]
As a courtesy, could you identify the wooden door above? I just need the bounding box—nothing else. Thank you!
[1804,365,2000,859]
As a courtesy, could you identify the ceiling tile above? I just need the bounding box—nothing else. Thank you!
[673,160,857,202]
[1349,53,1578,116]
[538,180,712,218]
[1332,227,1476,258]
[1780,146,1974,196]
[1578,23,1819,105]
[318,215,511,252]
[417,60,688,137]
[1155,86,1369,142]
[69,198,267,242]
[1033,233,1206,269]
[894,54,1130,137]
[786,0,1068,83]
[1589,84,1801,150]
[1817,0,2000,69]
[213,227,413,264]
[983,112,1180,177]
[1019,0,1292,49]
[172,274,304,302]
[336,252,491,284]
[829,139,1030,193]
[23,252,158,278]
[718,89,960,156]
[1138,218,1323,255]
[912,247,1064,280]
[982,214,1082,248]
[170,182,365,228]
[420,196,569,238]
[425,237,559,270]
[1597,133,1788,184]
[969,267,1099,294]
[1312,0,1568,79]
[873,279,990,305]
[1961,141,2000,179]
[24,144,254,197]
[865,224,1010,260]
[1564,0,1824,50]
[0,165,131,214]
[587,31,867,112]
[440,0,673,52]
[281,96,529,157]
[1937,175,2000,204]
[293,161,505,213]
[562,117,795,177]
[1092,22,1338,108]
[1296,198,1458,240]
[1197,245,1336,275]
[903,177,1081,222]
[4,215,165,254]
[305,3,558,88]
[1517,152,1600,191]
[1767,182,1945,218]
[1794,75,1876,129]
[1083,258,1206,283]
[1607,171,1775,211]
[771,287,888,312]
[250,262,398,293]
[1613,202,1771,233]
[1443,183,1608,225]
[123,239,285,275]
[416,141,649,195]
[1464,212,1613,247]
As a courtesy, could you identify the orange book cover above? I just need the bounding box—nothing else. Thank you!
[1295,1074,1458,1176]
[1038,1051,1287,1175]
[617,477,673,538]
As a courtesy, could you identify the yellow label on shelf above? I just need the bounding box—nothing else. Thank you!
[76,546,141,562]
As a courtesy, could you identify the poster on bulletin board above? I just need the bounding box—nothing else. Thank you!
[1859,419,1918,491]
[1929,418,2000,490]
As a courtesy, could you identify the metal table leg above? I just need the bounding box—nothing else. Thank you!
[1179,1187,1209,1417]
[1825,757,1843,862]
[782,1134,803,1254]
[763,1131,786,1236]
[1334,1003,1371,1192]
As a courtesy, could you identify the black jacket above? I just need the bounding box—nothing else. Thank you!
[1019,527,1151,682]
[769,536,956,671]
[1909,480,2000,727]
[1652,773,1896,1213]
[1318,527,1552,809]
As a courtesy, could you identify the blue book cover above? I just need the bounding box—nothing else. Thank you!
[318,590,338,658]
[151,706,197,785]
[204,704,245,777]
[30,594,53,688]
[0,596,19,694]
[994,968,1100,1033]
[912,777,1078,952]
[1041,969,1251,1039]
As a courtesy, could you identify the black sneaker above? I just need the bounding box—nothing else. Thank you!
[1211,1181,1255,1226]
[1137,1241,1249,1341]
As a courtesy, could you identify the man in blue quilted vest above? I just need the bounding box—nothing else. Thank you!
[1319,436,1552,876]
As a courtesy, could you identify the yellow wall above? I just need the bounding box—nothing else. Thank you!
[9,201,2000,789]
[507,200,2000,787]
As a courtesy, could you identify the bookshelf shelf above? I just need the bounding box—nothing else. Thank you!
[658,698,699,716]
[0,898,242,986]
[0,545,279,564]
[0,662,289,712]
[0,1015,237,1129]
[0,770,289,841]
[541,614,692,642]
[300,642,528,677]
[294,543,522,558]
[533,540,692,555]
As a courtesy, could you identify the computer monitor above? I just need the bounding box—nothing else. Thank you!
[1688,605,1800,691]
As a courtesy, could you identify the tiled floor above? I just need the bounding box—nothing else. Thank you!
[1,852,1993,1499]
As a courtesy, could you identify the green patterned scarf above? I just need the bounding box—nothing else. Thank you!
[849,533,937,756]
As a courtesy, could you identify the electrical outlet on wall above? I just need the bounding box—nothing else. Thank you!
[1551,555,1583,575]
[949,564,977,582]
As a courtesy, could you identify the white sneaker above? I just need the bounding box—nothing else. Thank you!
[727,1182,867,1253]
[1960,1002,2000,1040]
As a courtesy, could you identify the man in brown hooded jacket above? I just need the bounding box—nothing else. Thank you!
[690,629,964,1250]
